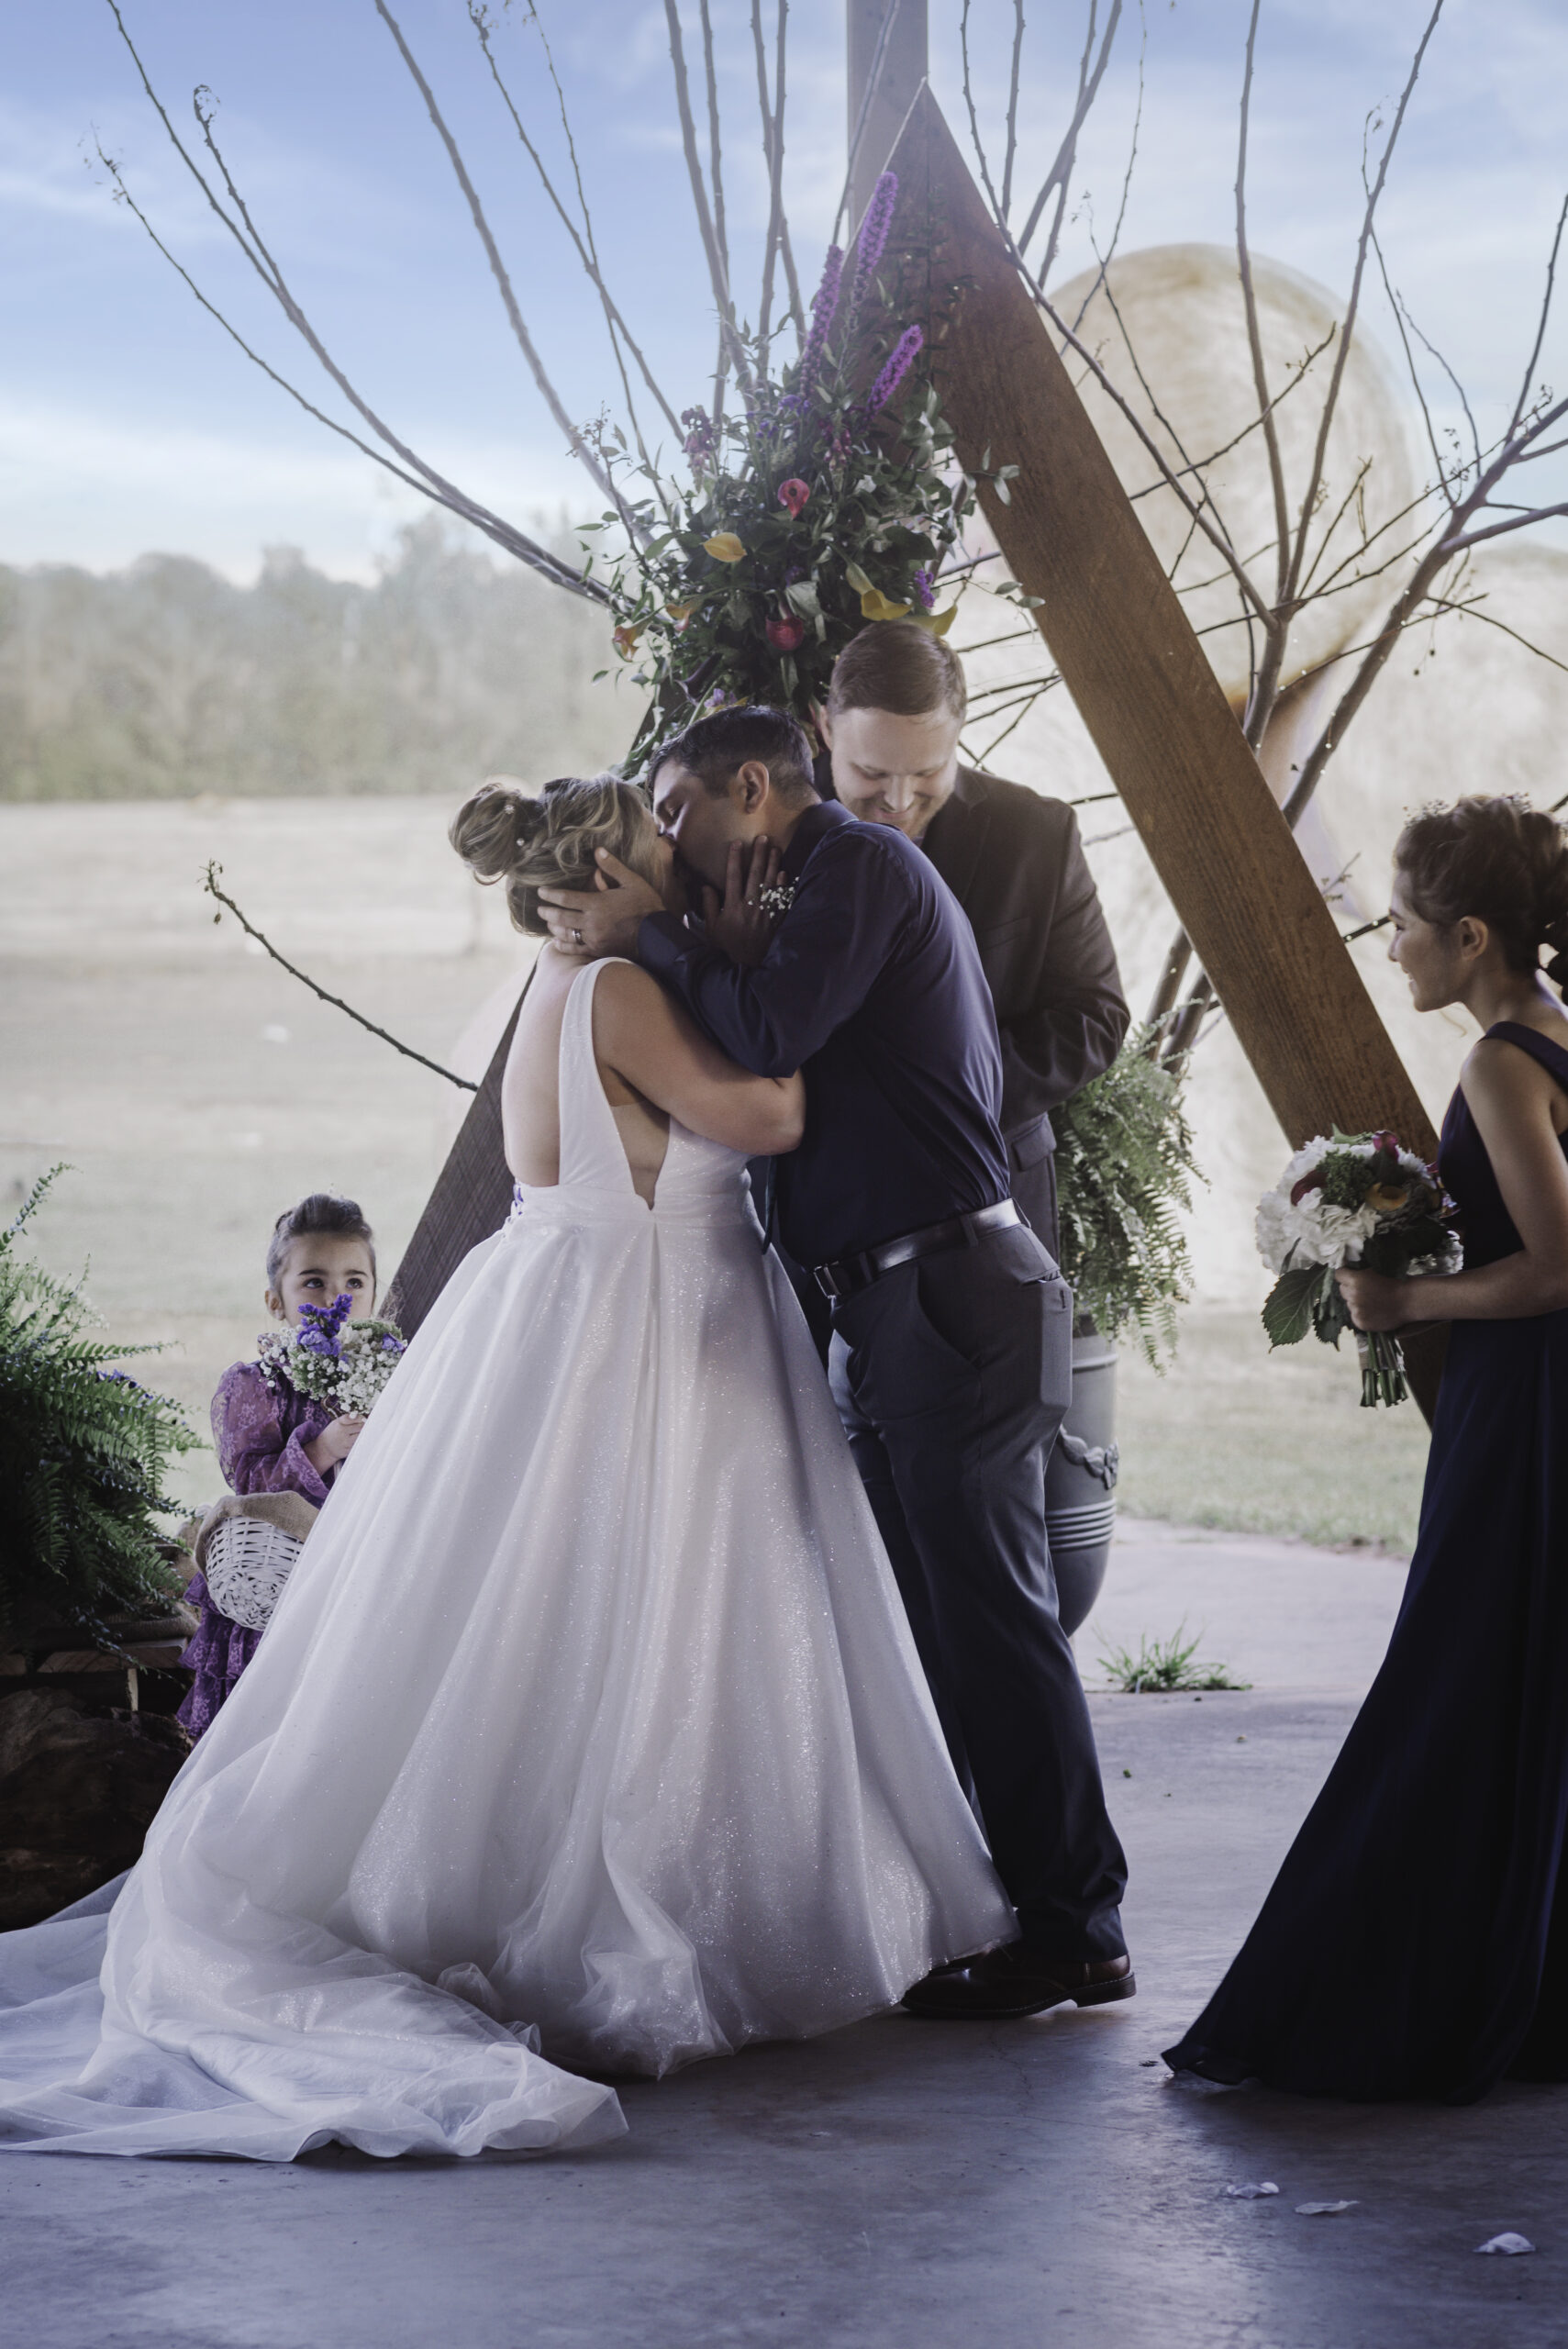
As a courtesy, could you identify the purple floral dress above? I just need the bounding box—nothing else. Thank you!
[176,1363,339,1741]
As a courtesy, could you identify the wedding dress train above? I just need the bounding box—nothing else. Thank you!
[0,959,1011,2159]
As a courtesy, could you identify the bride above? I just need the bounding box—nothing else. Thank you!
[0,774,1011,2162]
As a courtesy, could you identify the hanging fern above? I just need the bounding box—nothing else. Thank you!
[1053,1033,1204,1369]
[0,1168,198,1644]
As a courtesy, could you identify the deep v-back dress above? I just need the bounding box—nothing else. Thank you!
[0,959,1009,2159]
[1165,1021,1568,2101]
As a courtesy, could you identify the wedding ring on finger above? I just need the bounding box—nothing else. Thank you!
[573,927,584,947]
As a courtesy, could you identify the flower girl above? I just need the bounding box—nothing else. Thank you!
[177,1191,387,1739]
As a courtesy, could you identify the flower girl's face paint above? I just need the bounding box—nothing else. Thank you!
[266,1237,376,1327]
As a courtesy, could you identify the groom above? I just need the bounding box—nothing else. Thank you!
[538,705,1131,2016]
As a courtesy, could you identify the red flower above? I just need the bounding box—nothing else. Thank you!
[1289,1167,1325,1207]
[765,613,806,652]
[777,478,811,519]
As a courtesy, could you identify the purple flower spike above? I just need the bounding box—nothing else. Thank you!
[855,172,898,276]
[868,324,924,413]
[797,246,843,402]
[912,565,935,610]
[844,172,899,343]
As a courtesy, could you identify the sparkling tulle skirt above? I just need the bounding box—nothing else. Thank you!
[0,1183,1009,2160]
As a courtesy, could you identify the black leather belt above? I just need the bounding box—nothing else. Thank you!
[813,1198,1021,1302]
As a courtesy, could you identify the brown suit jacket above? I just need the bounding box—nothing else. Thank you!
[920,766,1129,1254]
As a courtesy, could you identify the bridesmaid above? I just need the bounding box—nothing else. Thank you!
[1165,794,1568,2102]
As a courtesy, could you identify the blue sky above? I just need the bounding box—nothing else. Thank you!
[4,0,1564,578]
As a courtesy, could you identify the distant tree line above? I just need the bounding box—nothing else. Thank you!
[0,519,632,799]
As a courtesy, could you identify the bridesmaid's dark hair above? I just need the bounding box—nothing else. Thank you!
[266,1193,376,1290]
[1395,796,1568,987]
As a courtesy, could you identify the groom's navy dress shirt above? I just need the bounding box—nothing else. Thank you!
[638,799,1010,1268]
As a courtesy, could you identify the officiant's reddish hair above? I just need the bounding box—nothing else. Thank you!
[827,619,966,721]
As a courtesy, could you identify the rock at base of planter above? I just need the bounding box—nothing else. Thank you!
[0,1687,188,1932]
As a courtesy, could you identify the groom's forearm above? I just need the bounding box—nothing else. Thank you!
[637,915,797,1076]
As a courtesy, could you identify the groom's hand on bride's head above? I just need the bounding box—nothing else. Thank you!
[703,838,783,968]
[537,853,665,959]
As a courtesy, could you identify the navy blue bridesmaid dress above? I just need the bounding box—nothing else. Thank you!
[1165,1022,1568,2101]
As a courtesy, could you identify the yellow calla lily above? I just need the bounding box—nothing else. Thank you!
[909,604,959,637]
[664,599,700,630]
[843,561,874,595]
[703,532,747,563]
[861,588,912,622]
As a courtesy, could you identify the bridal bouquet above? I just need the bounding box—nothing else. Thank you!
[258,1293,406,1419]
[1256,1131,1461,1407]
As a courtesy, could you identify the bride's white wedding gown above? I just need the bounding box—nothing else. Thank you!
[0,959,1011,2160]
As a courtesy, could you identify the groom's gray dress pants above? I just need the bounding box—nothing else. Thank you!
[828,1221,1128,1962]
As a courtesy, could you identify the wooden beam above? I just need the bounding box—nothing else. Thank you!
[883,86,1448,1415]
[847,0,929,233]
[890,88,1434,1155]
[382,992,525,1338]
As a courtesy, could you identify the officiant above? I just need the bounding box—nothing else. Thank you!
[815,619,1129,1265]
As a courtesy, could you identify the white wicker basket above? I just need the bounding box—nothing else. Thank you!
[203,1515,305,1631]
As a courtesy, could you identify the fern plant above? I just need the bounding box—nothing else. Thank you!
[0,1168,197,1645]
[1053,1032,1203,1369]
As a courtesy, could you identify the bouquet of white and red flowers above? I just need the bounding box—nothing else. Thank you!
[1256,1130,1461,1406]
[257,1292,406,1419]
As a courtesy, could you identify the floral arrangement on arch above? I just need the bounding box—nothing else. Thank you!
[582,174,980,758]
[258,1292,406,1419]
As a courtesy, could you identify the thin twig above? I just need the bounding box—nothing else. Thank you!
[1235,0,1292,741]
[373,0,634,532]
[663,0,750,394]
[93,140,596,599]
[469,5,681,446]
[1016,0,1124,286]
[1002,2,1027,221]
[203,865,475,1092]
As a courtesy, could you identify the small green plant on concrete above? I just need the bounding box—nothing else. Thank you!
[1097,1623,1250,1694]
[0,1167,197,1644]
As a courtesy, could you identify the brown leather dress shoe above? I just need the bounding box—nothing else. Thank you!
[902,1944,1135,2021]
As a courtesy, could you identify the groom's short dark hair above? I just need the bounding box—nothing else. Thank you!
[651,705,820,808]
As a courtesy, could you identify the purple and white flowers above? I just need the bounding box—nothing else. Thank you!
[259,1294,406,1419]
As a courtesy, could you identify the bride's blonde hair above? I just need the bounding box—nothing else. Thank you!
[449,774,661,937]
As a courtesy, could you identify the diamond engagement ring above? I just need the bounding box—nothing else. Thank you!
[572,927,584,946]
[757,880,796,919]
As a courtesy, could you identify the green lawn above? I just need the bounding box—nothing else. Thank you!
[1115,1307,1429,1553]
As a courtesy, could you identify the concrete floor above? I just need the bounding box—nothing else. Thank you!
[6,1536,1565,2349]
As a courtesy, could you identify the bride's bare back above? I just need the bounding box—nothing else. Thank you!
[503,946,803,1202]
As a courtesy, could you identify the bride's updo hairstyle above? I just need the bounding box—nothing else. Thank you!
[449,774,661,937]
[1394,794,1568,989]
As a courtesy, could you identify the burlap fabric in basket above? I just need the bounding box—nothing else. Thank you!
[195,1493,320,1631]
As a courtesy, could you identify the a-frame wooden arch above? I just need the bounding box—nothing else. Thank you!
[387,61,1446,1415]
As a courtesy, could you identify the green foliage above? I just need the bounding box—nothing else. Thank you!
[1260,1264,1323,1348]
[1053,1033,1203,1369]
[0,1169,198,1643]
[1097,1623,1250,1694]
[0,519,626,801]
[584,226,995,754]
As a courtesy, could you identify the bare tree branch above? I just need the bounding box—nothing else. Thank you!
[468,4,682,455]
[1235,0,1293,743]
[204,865,475,1092]
[1279,3,1445,616]
[1001,2,1027,222]
[96,14,601,599]
[372,0,629,521]
[1016,0,1124,288]
[663,0,751,396]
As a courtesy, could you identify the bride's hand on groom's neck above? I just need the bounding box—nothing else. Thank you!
[538,852,666,960]
[702,838,784,968]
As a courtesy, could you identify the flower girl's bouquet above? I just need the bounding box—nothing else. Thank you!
[1256,1131,1461,1407]
[257,1292,406,1418]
